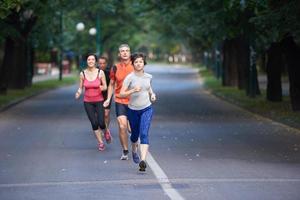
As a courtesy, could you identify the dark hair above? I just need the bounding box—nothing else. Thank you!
[86,53,97,61]
[98,56,107,61]
[131,52,147,65]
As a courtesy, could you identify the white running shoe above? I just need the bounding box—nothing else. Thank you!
[120,152,129,160]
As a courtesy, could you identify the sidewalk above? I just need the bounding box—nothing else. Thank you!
[0,72,76,112]
[32,70,74,83]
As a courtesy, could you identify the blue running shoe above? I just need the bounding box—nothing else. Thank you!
[132,151,140,164]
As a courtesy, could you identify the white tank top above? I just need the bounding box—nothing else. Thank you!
[123,72,152,110]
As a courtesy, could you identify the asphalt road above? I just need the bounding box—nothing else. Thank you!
[0,64,299,200]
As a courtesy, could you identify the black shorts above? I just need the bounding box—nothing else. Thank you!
[115,102,128,117]
[102,91,112,109]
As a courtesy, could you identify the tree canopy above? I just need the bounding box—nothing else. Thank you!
[1,0,300,110]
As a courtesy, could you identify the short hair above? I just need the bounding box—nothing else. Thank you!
[131,52,147,65]
[86,53,97,61]
[98,56,107,62]
[118,44,130,51]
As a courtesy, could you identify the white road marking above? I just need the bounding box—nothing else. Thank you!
[0,177,299,188]
[147,152,185,200]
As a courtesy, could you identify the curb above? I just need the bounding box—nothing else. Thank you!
[203,89,300,134]
[196,72,300,134]
[0,74,77,113]
[0,90,48,113]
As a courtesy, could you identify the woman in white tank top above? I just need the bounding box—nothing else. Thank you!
[120,52,156,172]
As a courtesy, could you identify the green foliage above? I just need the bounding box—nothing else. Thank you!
[35,51,50,62]
[139,0,299,55]
[1,0,299,66]
[0,0,22,19]
[251,0,300,45]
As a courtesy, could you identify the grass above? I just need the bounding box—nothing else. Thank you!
[0,75,77,110]
[199,67,300,130]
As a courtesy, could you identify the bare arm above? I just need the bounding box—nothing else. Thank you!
[119,83,141,98]
[99,70,107,91]
[149,86,155,96]
[107,79,114,101]
[149,83,156,102]
[103,79,115,107]
[75,72,84,99]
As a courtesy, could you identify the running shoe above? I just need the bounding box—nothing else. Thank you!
[104,129,112,144]
[120,151,129,160]
[132,151,140,164]
[139,160,147,172]
[98,143,105,151]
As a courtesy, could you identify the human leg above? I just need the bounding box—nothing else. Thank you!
[95,102,111,144]
[84,102,98,130]
[103,92,112,128]
[127,108,141,163]
[115,102,130,159]
[94,129,105,151]
[95,101,106,130]
[139,106,153,169]
[95,102,106,149]
[117,115,129,158]
[84,102,105,150]
[104,108,111,128]
[103,108,112,143]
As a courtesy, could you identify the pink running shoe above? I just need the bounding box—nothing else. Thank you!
[104,129,112,144]
[98,143,105,151]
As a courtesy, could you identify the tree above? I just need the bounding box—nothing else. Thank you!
[266,42,283,102]
[252,0,300,110]
[0,1,40,92]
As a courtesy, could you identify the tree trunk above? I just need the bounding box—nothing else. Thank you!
[253,62,261,96]
[2,37,33,89]
[258,52,267,72]
[236,36,249,90]
[222,37,260,95]
[281,36,300,111]
[266,42,283,101]
[107,47,114,67]
[246,48,261,97]
[0,38,14,94]
[7,37,27,89]
[222,39,239,86]
[26,43,35,87]
[235,37,261,97]
[2,11,37,90]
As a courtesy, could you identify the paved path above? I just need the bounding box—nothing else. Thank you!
[0,64,299,200]
[32,72,73,83]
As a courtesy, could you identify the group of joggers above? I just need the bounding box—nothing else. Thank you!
[75,44,156,172]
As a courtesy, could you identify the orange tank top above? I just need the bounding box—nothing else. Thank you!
[110,62,134,104]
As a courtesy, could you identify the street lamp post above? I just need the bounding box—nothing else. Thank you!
[89,27,96,36]
[76,22,85,32]
[76,22,98,68]
[76,22,85,69]
[89,27,97,55]
[23,9,34,85]
[96,14,101,55]
[59,11,63,81]
[248,46,257,98]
